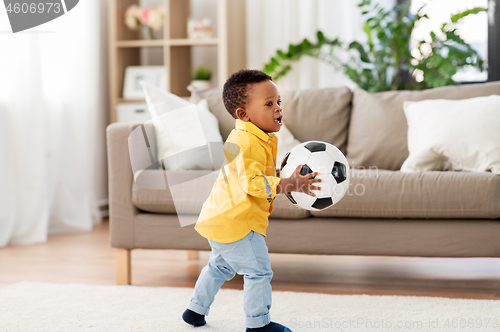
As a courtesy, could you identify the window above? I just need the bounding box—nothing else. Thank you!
[398,0,499,82]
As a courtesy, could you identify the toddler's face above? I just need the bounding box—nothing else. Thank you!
[238,80,283,133]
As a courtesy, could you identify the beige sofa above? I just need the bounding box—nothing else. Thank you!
[106,81,500,285]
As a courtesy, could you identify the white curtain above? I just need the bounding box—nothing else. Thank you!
[0,0,108,247]
[245,0,395,90]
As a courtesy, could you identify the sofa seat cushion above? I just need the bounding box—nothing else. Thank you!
[311,169,500,219]
[346,81,500,170]
[270,194,310,219]
[132,169,310,219]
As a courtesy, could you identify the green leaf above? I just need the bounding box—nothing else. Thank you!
[263,63,273,74]
[277,50,287,60]
[430,31,436,41]
[282,65,292,76]
[349,41,370,63]
[358,0,371,8]
[446,43,472,56]
[363,22,373,46]
[294,44,302,54]
[445,30,467,45]
[301,38,312,49]
[451,7,486,23]
[317,30,325,43]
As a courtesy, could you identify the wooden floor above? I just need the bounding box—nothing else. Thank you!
[1,218,499,300]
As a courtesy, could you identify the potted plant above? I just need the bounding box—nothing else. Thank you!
[189,66,213,90]
[263,0,486,92]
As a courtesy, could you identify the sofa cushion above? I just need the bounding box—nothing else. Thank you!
[141,81,224,171]
[190,86,352,154]
[132,169,213,214]
[401,95,500,174]
[311,169,500,219]
[278,87,352,154]
[132,169,310,219]
[189,88,236,141]
[346,81,500,170]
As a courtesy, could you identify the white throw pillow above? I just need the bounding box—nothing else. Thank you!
[275,122,301,168]
[401,95,500,174]
[141,81,223,170]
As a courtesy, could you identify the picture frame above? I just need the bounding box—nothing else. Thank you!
[187,17,213,39]
[123,66,167,99]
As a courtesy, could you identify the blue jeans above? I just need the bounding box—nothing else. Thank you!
[187,231,273,328]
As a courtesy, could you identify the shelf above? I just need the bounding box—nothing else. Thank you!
[117,98,146,103]
[108,0,246,123]
[117,97,190,103]
[116,40,165,48]
[169,38,219,46]
[115,38,219,48]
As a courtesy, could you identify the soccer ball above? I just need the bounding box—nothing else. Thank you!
[280,141,349,211]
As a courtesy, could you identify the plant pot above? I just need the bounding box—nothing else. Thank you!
[189,80,212,90]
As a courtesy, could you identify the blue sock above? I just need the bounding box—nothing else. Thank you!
[246,322,292,332]
[182,309,206,327]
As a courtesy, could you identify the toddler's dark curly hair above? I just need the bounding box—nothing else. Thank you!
[222,69,272,119]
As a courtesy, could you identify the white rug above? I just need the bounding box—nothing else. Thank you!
[1,282,499,332]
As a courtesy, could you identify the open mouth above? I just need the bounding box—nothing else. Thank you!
[274,115,283,126]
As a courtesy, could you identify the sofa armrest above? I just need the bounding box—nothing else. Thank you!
[106,122,141,249]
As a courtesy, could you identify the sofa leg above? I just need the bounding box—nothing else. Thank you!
[116,248,131,285]
[187,250,199,261]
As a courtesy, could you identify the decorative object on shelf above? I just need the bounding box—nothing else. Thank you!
[263,0,486,92]
[123,66,167,100]
[116,102,151,123]
[187,17,212,39]
[188,66,213,90]
[125,4,164,40]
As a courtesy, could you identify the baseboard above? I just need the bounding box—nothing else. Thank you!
[97,198,109,218]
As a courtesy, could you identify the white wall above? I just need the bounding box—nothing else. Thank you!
[95,0,110,214]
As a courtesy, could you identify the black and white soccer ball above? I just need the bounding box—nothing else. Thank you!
[280,141,349,211]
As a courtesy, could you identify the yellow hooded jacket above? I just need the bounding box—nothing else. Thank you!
[195,119,281,243]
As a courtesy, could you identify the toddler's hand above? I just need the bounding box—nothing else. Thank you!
[279,164,322,196]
